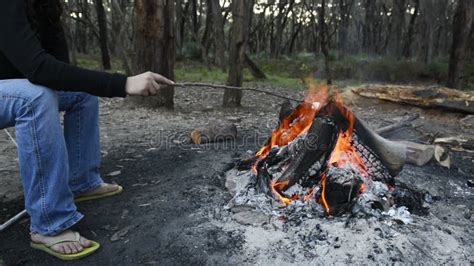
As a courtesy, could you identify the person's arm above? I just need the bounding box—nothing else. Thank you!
[0,1,167,98]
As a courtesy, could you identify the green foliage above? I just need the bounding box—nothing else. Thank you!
[331,55,453,85]
[77,56,101,70]
[175,62,227,83]
[76,54,125,73]
[179,42,202,60]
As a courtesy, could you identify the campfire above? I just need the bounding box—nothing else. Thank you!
[228,81,428,221]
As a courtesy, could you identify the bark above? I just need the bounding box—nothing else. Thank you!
[94,0,111,70]
[128,0,176,108]
[447,0,473,89]
[224,0,253,107]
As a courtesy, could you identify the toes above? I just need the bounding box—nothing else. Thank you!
[80,237,93,248]
[63,244,73,254]
[74,242,84,252]
[106,183,119,192]
[68,243,78,254]
[53,245,67,255]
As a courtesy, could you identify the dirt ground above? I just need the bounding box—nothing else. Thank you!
[0,84,473,265]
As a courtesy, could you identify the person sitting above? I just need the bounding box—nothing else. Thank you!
[0,0,173,260]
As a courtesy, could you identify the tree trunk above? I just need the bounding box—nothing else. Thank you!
[338,0,353,59]
[402,0,419,58]
[446,0,473,89]
[363,0,376,54]
[94,0,111,70]
[319,0,332,85]
[111,0,132,75]
[208,0,226,70]
[224,0,253,107]
[128,0,176,108]
[191,0,199,38]
[390,0,407,58]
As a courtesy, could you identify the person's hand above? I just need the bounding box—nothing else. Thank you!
[125,71,175,96]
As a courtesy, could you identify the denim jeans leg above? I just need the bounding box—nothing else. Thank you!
[58,92,103,194]
[0,79,83,236]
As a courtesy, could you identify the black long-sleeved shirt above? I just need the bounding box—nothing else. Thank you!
[0,1,127,98]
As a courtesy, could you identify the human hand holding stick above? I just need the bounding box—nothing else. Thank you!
[126,73,300,102]
[126,71,175,96]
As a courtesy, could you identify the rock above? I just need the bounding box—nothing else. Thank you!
[232,210,269,226]
[383,206,412,224]
[226,116,242,123]
[107,170,122,177]
[464,209,471,220]
[213,207,221,219]
[467,180,474,188]
[110,226,131,242]
[225,169,253,196]
[271,217,285,230]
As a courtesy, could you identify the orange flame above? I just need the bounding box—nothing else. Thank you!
[255,82,329,161]
[327,94,368,177]
[271,180,292,205]
[320,173,330,213]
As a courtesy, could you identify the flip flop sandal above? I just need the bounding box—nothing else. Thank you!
[75,185,124,203]
[30,232,100,261]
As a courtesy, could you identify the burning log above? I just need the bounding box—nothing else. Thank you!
[190,123,237,144]
[253,96,407,210]
[321,168,363,216]
[228,83,430,220]
[272,116,339,189]
[353,117,406,178]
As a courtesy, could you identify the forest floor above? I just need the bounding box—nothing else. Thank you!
[0,84,473,265]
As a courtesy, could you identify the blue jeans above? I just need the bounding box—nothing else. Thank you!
[0,79,103,236]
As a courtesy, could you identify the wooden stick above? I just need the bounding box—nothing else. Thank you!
[172,82,302,102]
[0,129,28,232]
[375,114,420,135]
[3,129,18,147]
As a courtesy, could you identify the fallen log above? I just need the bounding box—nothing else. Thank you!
[352,85,474,114]
[190,123,237,144]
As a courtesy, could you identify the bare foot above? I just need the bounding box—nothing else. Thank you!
[31,230,93,255]
[76,183,120,198]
